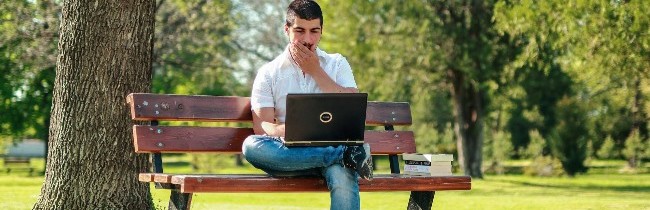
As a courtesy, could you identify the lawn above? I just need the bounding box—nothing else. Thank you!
[2,158,649,210]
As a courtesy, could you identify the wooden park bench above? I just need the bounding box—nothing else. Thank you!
[127,93,471,210]
[2,156,33,174]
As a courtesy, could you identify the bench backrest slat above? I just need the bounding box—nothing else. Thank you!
[127,93,253,122]
[127,93,412,126]
[133,125,416,154]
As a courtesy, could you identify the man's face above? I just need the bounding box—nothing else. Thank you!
[285,18,322,52]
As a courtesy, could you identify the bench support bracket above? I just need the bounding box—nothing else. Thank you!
[407,191,435,210]
[168,190,192,210]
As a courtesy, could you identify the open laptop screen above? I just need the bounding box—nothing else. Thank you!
[284,93,367,146]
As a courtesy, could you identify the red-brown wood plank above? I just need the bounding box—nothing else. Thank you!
[133,126,253,153]
[148,174,471,193]
[127,93,412,126]
[364,130,416,154]
[366,101,412,125]
[133,126,416,154]
[127,93,253,122]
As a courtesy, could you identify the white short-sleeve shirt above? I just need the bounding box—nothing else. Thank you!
[250,47,357,123]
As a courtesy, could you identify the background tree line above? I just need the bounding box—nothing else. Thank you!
[1,0,648,180]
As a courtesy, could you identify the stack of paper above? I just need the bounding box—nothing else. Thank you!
[402,153,453,176]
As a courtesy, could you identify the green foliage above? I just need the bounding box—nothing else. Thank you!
[623,131,648,168]
[189,154,231,173]
[319,0,518,177]
[597,136,619,159]
[523,155,565,177]
[547,97,589,176]
[524,130,546,159]
[483,130,513,174]
[1,1,245,146]
[414,123,456,155]
[494,0,650,168]
[152,0,244,96]
[505,59,573,153]
[0,1,58,141]
[486,131,513,164]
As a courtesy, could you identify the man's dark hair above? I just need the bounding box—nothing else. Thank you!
[286,0,323,27]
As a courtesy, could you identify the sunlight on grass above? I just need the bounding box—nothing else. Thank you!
[2,157,649,210]
[149,174,650,210]
[0,175,42,210]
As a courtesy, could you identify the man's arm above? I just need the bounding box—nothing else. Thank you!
[252,107,285,137]
[289,42,358,93]
[309,70,359,93]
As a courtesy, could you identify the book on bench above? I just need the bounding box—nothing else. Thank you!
[402,153,453,176]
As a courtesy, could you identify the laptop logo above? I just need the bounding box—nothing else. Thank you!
[320,112,333,123]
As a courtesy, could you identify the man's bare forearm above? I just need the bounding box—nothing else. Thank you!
[310,68,359,93]
[260,121,285,137]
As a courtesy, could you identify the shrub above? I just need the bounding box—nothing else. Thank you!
[414,123,456,154]
[483,130,512,174]
[524,130,545,159]
[547,97,589,176]
[524,155,564,177]
[623,131,648,168]
[597,135,618,159]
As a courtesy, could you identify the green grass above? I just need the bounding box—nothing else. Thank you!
[2,157,650,210]
[0,175,43,210]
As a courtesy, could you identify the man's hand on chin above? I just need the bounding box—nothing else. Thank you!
[289,42,321,75]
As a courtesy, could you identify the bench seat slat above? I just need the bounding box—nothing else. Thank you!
[127,93,412,125]
[134,125,416,154]
[139,173,471,193]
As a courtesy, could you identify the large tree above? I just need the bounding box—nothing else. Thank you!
[495,0,650,170]
[33,0,155,209]
[321,0,515,178]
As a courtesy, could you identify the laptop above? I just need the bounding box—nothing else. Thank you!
[283,93,368,147]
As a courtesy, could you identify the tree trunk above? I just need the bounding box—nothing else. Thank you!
[448,69,484,178]
[628,78,642,168]
[33,0,155,209]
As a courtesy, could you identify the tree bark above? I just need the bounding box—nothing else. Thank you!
[448,69,484,178]
[33,0,155,209]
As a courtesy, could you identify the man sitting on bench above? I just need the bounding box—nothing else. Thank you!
[242,1,372,209]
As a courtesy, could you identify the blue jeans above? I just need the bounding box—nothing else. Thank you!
[242,135,360,210]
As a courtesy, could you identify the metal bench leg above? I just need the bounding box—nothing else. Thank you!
[169,190,193,210]
[407,191,435,210]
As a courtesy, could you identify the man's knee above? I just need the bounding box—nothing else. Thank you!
[241,135,265,156]
[242,135,280,164]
